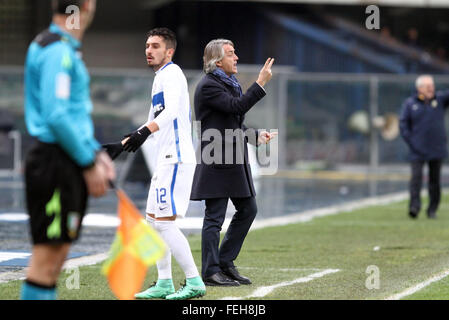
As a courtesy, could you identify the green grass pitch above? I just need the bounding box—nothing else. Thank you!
[1,194,449,300]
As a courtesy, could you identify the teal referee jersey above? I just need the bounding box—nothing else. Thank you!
[24,23,100,167]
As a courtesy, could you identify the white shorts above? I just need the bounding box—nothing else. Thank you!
[146,163,195,218]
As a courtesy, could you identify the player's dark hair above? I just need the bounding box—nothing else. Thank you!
[146,27,177,51]
[52,0,87,14]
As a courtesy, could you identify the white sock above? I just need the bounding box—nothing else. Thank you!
[154,220,200,279]
[146,216,172,280]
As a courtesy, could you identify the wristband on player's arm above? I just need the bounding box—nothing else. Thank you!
[123,126,151,153]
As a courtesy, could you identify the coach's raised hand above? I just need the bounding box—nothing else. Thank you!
[256,58,275,88]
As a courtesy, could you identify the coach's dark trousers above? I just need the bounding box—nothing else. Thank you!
[409,159,442,215]
[201,197,257,278]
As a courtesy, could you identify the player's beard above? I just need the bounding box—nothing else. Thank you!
[148,62,163,71]
[148,58,168,72]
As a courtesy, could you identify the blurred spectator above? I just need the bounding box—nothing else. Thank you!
[436,47,446,61]
[380,26,392,40]
[406,27,420,49]
[380,26,398,46]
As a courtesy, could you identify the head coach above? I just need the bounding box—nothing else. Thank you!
[190,39,275,286]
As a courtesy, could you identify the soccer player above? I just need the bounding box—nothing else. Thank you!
[21,0,115,300]
[104,28,206,300]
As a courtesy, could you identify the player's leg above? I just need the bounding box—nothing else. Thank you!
[135,219,175,297]
[155,217,206,300]
[153,217,205,300]
[150,163,205,300]
[135,174,175,299]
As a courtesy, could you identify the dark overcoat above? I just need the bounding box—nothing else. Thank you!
[190,73,266,200]
[399,90,449,161]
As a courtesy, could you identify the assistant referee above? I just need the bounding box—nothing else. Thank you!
[21,0,115,300]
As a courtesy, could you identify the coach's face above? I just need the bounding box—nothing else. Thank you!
[145,36,173,71]
[417,76,435,100]
[216,44,238,76]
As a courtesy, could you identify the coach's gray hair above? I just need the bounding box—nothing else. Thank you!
[203,39,234,74]
[415,74,434,89]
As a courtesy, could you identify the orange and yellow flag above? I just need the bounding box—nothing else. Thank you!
[102,190,166,300]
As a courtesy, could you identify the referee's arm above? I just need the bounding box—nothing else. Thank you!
[40,48,98,168]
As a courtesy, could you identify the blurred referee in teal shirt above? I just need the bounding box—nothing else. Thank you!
[21,0,115,300]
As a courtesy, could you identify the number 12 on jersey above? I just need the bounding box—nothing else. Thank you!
[156,188,167,204]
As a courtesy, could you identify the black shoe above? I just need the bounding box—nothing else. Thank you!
[222,267,252,285]
[203,272,240,287]
[427,211,436,219]
[409,208,419,219]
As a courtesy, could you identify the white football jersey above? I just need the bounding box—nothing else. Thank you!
[144,62,196,166]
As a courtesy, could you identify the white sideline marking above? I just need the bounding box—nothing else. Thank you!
[385,269,449,300]
[0,252,31,263]
[0,271,26,284]
[0,213,231,231]
[250,190,410,231]
[0,213,28,222]
[0,213,121,228]
[0,253,109,284]
[220,269,340,300]
[251,188,449,231]
[238,266,321,272]
[62,253,108,269]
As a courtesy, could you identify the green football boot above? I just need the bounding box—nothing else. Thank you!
[165,277,206,300]
[134,279,175,299]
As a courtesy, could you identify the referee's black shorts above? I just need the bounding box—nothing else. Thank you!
[25,141,88,245]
